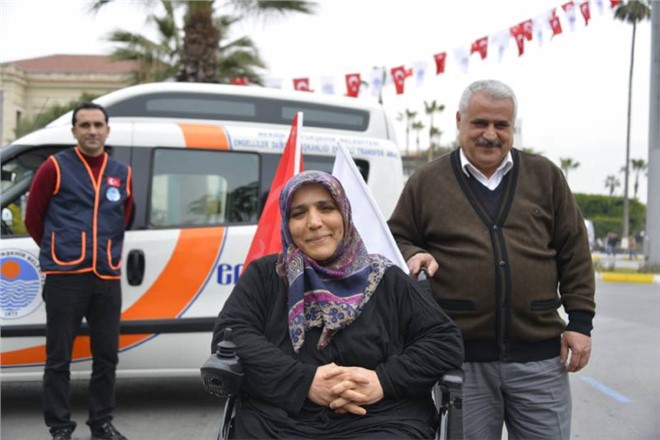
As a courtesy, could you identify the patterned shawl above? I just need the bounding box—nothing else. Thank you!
[276,170,392,353]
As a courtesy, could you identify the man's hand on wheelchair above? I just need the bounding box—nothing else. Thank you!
[406,253,439,278]
[308,363,384,416]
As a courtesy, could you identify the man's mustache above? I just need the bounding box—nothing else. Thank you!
[475,139,503,148]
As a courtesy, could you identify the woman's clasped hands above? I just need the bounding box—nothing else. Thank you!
[308,362,384,416]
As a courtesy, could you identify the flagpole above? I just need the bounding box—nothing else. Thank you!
[294,112,303,174]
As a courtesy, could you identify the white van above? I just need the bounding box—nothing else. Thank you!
[0,83,404,381]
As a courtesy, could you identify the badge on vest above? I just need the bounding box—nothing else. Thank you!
[107,176,121,187]
[106,186,121,202]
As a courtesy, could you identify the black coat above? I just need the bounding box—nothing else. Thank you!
[212,254,464,439]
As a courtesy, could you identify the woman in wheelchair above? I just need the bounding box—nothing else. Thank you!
[211,171,464,439]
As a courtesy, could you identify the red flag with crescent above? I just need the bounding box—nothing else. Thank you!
[390,66,407,95]
[549,10,563,36]
[470,36,489,60]
[231,77,249,86]
[510,24,525,56]
[345,73,361,98]
[433,52,447,74]
[293,78,311,92]
[579,1,591,25]
[242,113,304,272]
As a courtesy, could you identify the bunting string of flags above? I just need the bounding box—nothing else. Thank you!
[233,0,624,98]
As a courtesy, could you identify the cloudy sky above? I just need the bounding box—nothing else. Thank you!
[0,0,653,201]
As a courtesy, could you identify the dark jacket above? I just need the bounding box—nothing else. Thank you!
[211,254,464,439]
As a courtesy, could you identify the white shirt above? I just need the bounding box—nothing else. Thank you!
[460,149,514,191]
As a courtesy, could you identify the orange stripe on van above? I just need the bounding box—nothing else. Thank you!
[121,227,225,319]
[1,227,226,367]
[178,123,229,150]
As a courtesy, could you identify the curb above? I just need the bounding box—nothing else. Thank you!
[595,272,660,285]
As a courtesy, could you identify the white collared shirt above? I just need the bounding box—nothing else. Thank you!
[460,149,514,191]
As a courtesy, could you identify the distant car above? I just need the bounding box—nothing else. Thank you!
[584,219,596,251]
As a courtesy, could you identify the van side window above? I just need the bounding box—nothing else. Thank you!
[150,149,259,228]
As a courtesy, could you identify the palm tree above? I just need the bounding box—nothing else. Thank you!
[411,121,425,154]
[559,157,580,182]
[605,175,621,196]
[107,3,267,84]
[428,126,444,160]
[614,0,652,238]
[398,109,417,155]
[105,0,181,83]
[424,100,445,161]
[212,15,266,84]
[91,0,315,83]
[630,158,648,199]
[178,1,220,82]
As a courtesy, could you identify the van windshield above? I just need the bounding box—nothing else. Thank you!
[105,92,370,132]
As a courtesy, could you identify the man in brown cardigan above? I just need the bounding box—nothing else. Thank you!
[388,79,595,440]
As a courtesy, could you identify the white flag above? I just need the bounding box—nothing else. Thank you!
[370,67,384,98]
[320,76,336,95]
[491,30,511,61]
[332,143,408,272]
[453,47,470,74]
[264,77,283,89]
[412,60,428,87]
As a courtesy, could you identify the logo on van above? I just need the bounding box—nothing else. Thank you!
[0,249,44,319]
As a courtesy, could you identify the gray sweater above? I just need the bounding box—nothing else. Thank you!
[388,148,595,362]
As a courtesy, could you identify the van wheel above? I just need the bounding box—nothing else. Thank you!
[1,219,12,235]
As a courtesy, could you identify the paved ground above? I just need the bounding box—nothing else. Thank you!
[2,281,658,440]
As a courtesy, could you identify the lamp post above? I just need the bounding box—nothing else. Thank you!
[646,3,659,265]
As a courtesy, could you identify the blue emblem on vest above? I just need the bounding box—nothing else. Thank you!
[106,186,121,202]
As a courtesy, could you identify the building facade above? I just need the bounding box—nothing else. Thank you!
[0,54,136,146]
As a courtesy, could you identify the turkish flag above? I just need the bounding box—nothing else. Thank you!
[549,11,563,37]
[610,0,620,8]
[470,36,488,60]
[345,73,361,98]
[390,65,407,95]
[433,52,447,74]
[293,78,311,92]
[579,1,591,25]
[242,112,304,271]
[231,77,248,86]
[510,24,525,56]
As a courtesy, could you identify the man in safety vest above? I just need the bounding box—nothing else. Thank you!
[26,102,133,440]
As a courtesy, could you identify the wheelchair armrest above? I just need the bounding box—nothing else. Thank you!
[440,368,464,401]
[201,328,244,440]
[201,328,244,398]
[436,368,464,440]
[201,359,243,398]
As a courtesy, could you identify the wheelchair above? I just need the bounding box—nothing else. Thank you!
[201,269,464,440]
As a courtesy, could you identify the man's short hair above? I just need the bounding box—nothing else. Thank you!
[458,80,517,121]
[72,102,109,126]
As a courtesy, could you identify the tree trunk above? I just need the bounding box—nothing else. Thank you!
[177,1,219,83]
[623,22,636,238]
[405,126,410,155]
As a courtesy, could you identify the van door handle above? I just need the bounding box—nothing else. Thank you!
[126,249,145,286]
